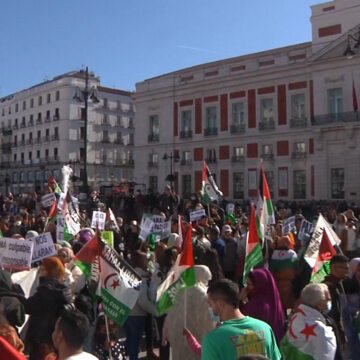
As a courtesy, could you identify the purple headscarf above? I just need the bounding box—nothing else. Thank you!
[242,267,286,343]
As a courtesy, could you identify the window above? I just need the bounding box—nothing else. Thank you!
[27,171,34,182]
[181,151,191,165]
[291,94,306,119]
[45,149,49,159]
[14,118,18,128]
[13,154,17,162]
[55,91,60,101]
[21,153,24,163]
[13,172,19,184]
[22,116,26,126]
[149,153,159,165]
[29,114,34,125]
[233,172,244,198]
[29,151,32,161]
[80,127,85,140]
[102,130,109,142]
[181,110,192,138]
[328,88,343,116]
[80,107,86,120]
[54,108,59,120]
[54,127,59,140]
[265,171,274,198]
[37,130,41,141]
[30,98,34,108]
[260,98,274,122]
[233,146,244,162]
[54,148,58,159]
[294,170,306,199]
[205,106,217,130]
[294,142,305,153]
[182,174,192,198]
[232,102,245,125]
[14,135,17,146]
[46,110,51,121]
[149,115,159,141]
[36,150,40,158]
[103,98,108,109]
[38,96,42,106]
[331,168,344,199]
[149,176,158,193]
[206,148,217,163]
[15,103,19,112]
[22,101,26,110]
[261,144,273,159]
[47,93,51,103]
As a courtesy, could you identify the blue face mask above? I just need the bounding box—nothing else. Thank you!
[208,307,220,323]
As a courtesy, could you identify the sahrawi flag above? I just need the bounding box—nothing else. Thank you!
[243,205,263,285]
[304,214,340,283]
[100,245,142,325]
[257,166,275,230]
[280,304,336,359]
[202,161,223,205]
[156,223,196,315]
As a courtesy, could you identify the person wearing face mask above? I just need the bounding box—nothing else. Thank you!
[280,283,338,360]
[202,279,281,360]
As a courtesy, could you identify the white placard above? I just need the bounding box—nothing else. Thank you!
[0,237,33,270]
[282,216,296,235]
[41,193,56,208]
[226,203,235,214]
[190,209,206,222]
[91,211,106,230]
[30,232,57,263]
[139,218,154,241]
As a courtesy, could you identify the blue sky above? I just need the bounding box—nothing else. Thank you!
[1,0,320,95]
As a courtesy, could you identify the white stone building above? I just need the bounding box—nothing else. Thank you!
[0,70,134,194]
[134,0,360,202]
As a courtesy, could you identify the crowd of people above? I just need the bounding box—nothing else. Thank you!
[1,181,360,359]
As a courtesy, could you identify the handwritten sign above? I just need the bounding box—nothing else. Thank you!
[29,232,57,263]
[91,211,106,230]
[0,238,33,270]
[190,209,206,222]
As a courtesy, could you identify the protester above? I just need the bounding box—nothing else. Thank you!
[240,268,286,343]
[202,279,281,359]
[280,283,337,359]
[52,308,98,360]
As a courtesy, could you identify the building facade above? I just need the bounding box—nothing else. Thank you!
[134,0,360,202]
[0,70,134,194]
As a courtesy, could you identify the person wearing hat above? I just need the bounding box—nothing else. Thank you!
[20,256,72,359]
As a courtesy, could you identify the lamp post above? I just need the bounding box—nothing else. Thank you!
[73,67,100,194]
[162,152,180,188]
[343,27,360,59]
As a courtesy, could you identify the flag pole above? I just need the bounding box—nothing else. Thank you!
[104,314,114,360]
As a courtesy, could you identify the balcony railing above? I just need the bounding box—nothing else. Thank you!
[260,153,274,160]
[291,151,307,159]
[20,123,26,128]
[180,159,192,166]
[43,136,50,142]
[28,120,34,127]
[148,161,159,168]
[51,135,59,141]
[230,124,246,134]
[1,127,12,136]
[204,127,218,136]
[206,157,217,164]
[115,159,135,167]
[259,119,275,131]
[231,155,245,162]
[53,115,59,121]
[180,130,192,139]
[311,111,360,126]
[26,139,33,145]
[44,116,51,123]
[36,118,42,124]
[148,133,159,142]
[34,138,41,144]
[290,117,307,128]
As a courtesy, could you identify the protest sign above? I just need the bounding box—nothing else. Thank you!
[298,219,315,244]
[226,203,235,214]
[101,231,114,248]
[139,218,154,241]
[41,193,56,208]
[282,216,296,235]
[57,215,65,243]
[189,209,206,222]
[91,211,106,230]
[0,237,33,270]
[30,232,57,263]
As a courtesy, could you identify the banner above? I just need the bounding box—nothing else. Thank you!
[139,214,170,240]
[41,192,56,208]
[0,237,33,270]
[100,245,142,325]
[30,232,57,263]
[91,211,106,230]
[189,209,206,222]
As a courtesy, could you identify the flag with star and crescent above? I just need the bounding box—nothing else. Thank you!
[201,161,223,205]
[99,245,143,325]
[280,304,336,359]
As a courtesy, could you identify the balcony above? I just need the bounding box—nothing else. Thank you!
[259,119,275,131]
[206,157,217,164]
[19,140,25,146]
[260,153,274,160]
[28,120,34,127]
[292,151,307,160]
[53,115,59,121]
[51,134,59,141]
[230,124,246,134]
[43,136,50,142]
[20,122,26,128]
[26,139,33,145]
[36,118,42,124]
[1,127,12,136]
[148,133,159,142]
[180,159,192,166]
[34,138,41,144]
[231,155,245,163]
[180,130,192,139]
[44,116,51,123]
[13,124,18,130]
[204,127,218,136]
[148,161,159,168]
[311,111,360,126]
[290,117,307,128]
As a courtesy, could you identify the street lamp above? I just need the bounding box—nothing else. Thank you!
[343,27,360,59]
[73,67,100,194]
[162,152,180,187]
